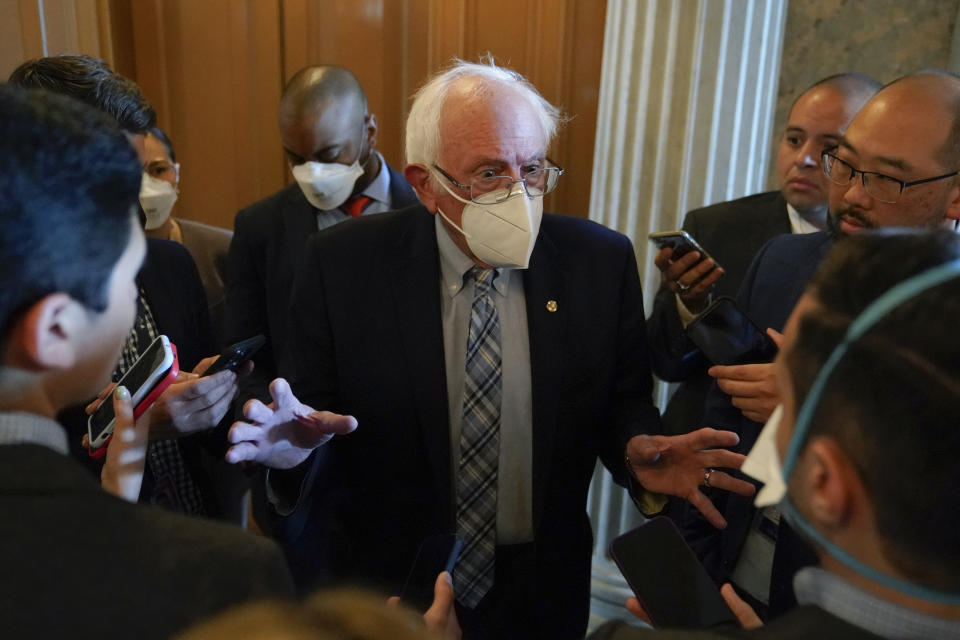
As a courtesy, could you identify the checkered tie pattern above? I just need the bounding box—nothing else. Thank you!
[454,267,502,608]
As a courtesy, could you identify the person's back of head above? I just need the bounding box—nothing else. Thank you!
[176,588,440,640]
[8,54,156,134]
[0,85,142,408]
[783,229,960,597]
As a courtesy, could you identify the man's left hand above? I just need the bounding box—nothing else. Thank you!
[626,428,755,529]
[150,356,247,437]
[708,329,784,423]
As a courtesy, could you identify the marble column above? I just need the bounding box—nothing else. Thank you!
[586,0,787,628]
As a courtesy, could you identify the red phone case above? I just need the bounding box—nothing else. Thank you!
[87,344,180,459]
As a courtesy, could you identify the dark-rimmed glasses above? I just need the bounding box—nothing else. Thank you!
[822,151,959,204]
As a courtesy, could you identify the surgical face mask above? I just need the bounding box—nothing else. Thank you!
[435,177,543,270]
[741,404,787,507]
[140,173,178,230]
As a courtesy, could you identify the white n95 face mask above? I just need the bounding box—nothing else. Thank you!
[140,173,179,230]
[291,160,364,211]
[740,404,788,507]
[436,180,543,270]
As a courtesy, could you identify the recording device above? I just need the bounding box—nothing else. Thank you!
[686,297,778,366]
[609,517,737,630]
[203,334,265,376]
[649,230,721,270]
[86,335,179,454]
[400,534,463,612]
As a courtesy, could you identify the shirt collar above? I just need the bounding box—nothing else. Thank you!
[434,214,510,299]
[358,151,390,205]
[0,411,69,455]
[794,567,960,639]
[786,202,823,234]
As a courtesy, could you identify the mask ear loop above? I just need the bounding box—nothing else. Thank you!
[779,258,960,606]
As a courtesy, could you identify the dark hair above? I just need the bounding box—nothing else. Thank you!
[787,228,960,590]
[8,54,156,133]
[789,72,882,114]
[149,126,176,163]
[0,86,140,339]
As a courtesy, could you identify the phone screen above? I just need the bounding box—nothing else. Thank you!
[400,534,462,612]
[686,297,778,366]
[87,335,172,446]
[610,517,736,629]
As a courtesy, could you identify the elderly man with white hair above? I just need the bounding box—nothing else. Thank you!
[226,59,754,638]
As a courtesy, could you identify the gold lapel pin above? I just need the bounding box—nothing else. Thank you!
[546,300,558,312]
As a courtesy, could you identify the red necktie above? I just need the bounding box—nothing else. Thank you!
[344,195,372,218]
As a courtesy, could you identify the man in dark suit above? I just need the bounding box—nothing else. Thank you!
[686,71,960,618]
[226,60,755,639]
[0,85,293,640]
[588,230,960,639]
[10,54,247,521]
[226,65,419,406]
[647,73,880,436]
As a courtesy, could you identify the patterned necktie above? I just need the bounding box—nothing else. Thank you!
[343,194,372,217]
[454,267,502,608]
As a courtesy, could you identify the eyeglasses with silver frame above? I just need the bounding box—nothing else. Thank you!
[432,161,563,205]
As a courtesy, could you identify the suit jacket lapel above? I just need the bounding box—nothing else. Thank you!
[523,227,566,530]
[282,186,320,269]
[387,210,454,528]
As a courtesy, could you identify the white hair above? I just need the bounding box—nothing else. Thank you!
[404,58,561,166]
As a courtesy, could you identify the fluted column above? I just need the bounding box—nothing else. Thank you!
[586,0,788,628]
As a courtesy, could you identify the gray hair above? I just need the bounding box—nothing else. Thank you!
[404,58,561,166]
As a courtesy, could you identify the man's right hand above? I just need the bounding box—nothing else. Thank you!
[225,377,357,469]
[654,246,723,314]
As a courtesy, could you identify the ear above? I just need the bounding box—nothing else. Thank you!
[6,294,80,372]
[944,178,960,221]
[404,163,437,212]
[799,437,857,530]
[365,113,379,150]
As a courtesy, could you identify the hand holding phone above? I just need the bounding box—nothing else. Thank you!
[610,517,736,629]
[401,534,463,613]
[87,335,179,455]
[649,230,723,306]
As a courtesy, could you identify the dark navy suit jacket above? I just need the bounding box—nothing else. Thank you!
[264,205,662,638]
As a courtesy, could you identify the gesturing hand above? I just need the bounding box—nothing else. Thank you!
[225,378,357,469]
[626,428,755,529]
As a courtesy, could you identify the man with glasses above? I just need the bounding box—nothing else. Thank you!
[225,59,755,638]
[687,70,960,620]
[647,73,879,439]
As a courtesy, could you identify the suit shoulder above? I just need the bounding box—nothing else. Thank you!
[235,183,303,226]
[145,237,197,272]
[685,191,783,225]
[541,213,632,249]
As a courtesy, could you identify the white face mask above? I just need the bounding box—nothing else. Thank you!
[139,173,179,230]
[291,159,365,211]
[435,178,543,270]
[740,404,788,507]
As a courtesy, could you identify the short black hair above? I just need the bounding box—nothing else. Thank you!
[8,54,156,133]
[789,72,882,115]
[0,86,141,340]
[149,126,176,163]
[788,229,960,591]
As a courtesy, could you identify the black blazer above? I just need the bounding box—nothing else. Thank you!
[646,191,791,435]
[268,205,662,637]
[225,164,419,405]
[587,605,888,639]
[686,231,833,616]
[0,443,293,640]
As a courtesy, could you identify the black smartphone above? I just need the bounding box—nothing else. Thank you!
[685,297,778,366]
[203,334,265,376]
[649,230,721,270]
[610,517,737,630]
[87,335,179,452]
[400,534,462,612]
